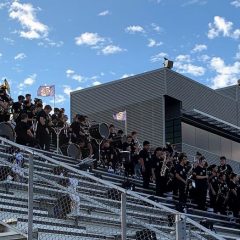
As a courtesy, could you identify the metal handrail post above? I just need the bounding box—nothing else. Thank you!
[28,153,34,240]
[121,192,127,240]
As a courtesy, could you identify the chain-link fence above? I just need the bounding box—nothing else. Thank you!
[0,137,226,240]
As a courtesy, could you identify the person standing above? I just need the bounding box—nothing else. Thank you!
[193,156,208,210]
[36,105,52,151]
[139,141,152,189]
[175,153,188,211]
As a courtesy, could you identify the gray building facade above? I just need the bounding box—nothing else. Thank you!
[71,68,240,170]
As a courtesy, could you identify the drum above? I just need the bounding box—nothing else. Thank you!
[67,143,81,159]
[89,123,109,140]
[0,122,15,142]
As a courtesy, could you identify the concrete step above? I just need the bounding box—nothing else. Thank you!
[0,231,26,240]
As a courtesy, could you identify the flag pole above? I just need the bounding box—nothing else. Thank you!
[124,110,127,136]
[53,94,55,110]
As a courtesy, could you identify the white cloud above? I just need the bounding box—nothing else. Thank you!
[63,85,83,96]
[0,53,2,58]
[147,39,163,47]
[3,37,15,45]
[66,69,75,77]
[18,73,36,90]
[174,55,205,76]
[235,45,240,60]
[14,52,26,60]
[101,45,124,55]
[121,73,134,78]
[150,52,168,62]
[75,32,105,46]
[207,16,240,39]
[125,25,145,34]
[38,38,64,48]
[231,0,240,7]
[210,57,240,89]
[75,32,125,56]
[98,10,110,16]
[24,74,36,85]
[92,81,101,86]
[50,94,66,104]
[66,69,84,82]
[9,1,48,39]
[151,23,162,33]
[191,44,207,53]
[197,54,210,62]
[0,2,9,9]
[182,0,207,7]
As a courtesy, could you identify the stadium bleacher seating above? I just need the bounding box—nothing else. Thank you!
[0,139,239,240]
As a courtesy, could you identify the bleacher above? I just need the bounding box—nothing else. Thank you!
[0,137,239,240]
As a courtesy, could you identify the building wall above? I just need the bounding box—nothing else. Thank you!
[215,85,237,101]
[165,70,239,125]
[182,143,240,175]
[71,69,167,146]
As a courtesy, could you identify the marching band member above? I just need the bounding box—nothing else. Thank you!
[151,147,165,197]
[36,105,52,151]
[193,156,208,210]
[175,153,188,211]
[228,173,239,218]
[215,173,229,215]
[139,141,152,189]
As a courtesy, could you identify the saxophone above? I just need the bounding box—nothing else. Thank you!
[160,153,168,177]
[185,163,194,193]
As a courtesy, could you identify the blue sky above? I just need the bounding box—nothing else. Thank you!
[0,0,240,117]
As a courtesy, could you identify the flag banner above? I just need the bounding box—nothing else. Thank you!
[37,85,55,97]
[113,110,126,121]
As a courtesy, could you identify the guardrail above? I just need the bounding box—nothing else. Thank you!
[0,136,225,240]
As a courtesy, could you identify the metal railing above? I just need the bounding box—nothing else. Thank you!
[0,136,225,240]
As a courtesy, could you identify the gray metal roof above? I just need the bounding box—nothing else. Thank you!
[182,109,240,136]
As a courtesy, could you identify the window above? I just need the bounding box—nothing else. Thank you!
[182,122,195,146]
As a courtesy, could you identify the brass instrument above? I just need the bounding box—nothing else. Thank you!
[160,152,168,177]
[1,79,10,94]
[185,162,194,193]
[32,118,38,138]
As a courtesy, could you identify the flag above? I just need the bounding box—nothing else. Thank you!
[113,110,126,121]
[37,85,55,97]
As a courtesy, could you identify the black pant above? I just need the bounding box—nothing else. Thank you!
[142,168,151,189]
[195,184,207,210]
[178,181,187,206]
[156,176,167,196]
[36,127,50,151]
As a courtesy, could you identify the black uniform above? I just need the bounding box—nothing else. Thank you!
[228,181,238,217]
[215,180,229,214]
[36,110,50,151]
[0,93,10,122]
[122,142,134,176]
[152,155,166,197]
[208,175,219,210]
[12,102,23,122]
[175,163,187,208]
[194,166,208,210]
[139,149,152,189]
[101,146,118,170]
[15,121,37,147]
[70,121,81,143]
